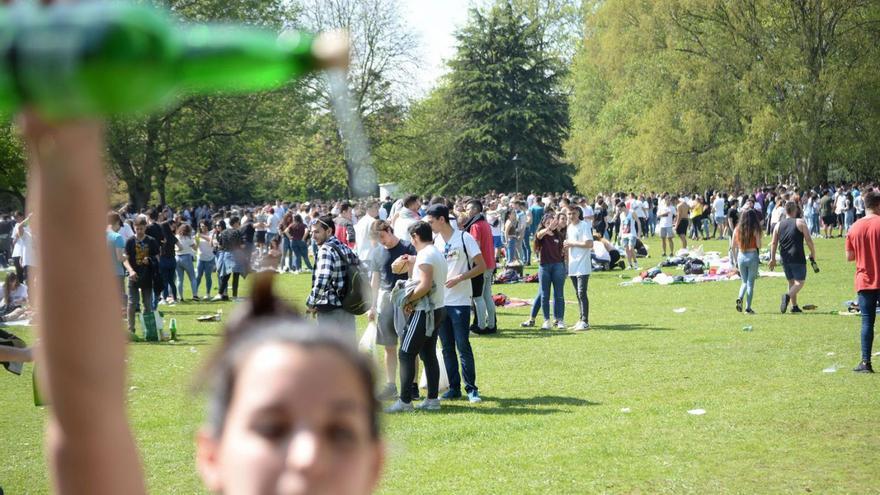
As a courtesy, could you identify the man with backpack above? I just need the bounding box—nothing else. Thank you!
[306,214,362,335]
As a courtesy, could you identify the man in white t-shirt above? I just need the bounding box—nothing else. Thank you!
[565,207,593,330]
[657,195,675,256]
[425,203,486,404]
[266,207,282,246]
[385,221,448,413]
[579,197,594,234]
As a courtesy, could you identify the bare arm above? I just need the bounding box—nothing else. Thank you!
[799,220,816,259]
[767,224,779,268]
[22,115,146,495]
[0,345,33,362]
[406,263,433,303]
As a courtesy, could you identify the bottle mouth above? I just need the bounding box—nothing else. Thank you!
[311,29,350,70]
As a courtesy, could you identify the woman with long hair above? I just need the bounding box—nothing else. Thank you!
[288,214,313,272]
[175,223,198,301]
[278,211,295,272]
[732,208,763,314]
[504,208,520,264]
[533,212,567,329]
[195,220,216,299]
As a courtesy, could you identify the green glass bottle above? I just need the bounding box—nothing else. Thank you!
[0,2,348,119]
[32,364,47,407]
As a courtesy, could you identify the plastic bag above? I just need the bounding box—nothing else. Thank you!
[419,345,449,392]
[358,322,377,354]
[139,311,164,342]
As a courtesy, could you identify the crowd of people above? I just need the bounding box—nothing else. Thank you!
[2,146,879,492]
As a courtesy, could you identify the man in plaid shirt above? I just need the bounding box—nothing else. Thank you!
[306,214,360,335]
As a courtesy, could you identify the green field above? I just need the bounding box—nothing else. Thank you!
[2,235,878,494]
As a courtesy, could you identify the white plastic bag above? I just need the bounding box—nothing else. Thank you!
[419,345,449,392]
[358,322,377,354]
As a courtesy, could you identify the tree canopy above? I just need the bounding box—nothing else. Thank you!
[566,0,880,193]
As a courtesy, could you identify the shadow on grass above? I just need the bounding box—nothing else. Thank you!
[433,395,600,415]
[482,328,579,339]
[593,323,672,331]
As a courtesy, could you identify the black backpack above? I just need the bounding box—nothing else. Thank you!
[328,243,369,315]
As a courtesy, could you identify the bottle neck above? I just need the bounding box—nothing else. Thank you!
[175,25,317,93]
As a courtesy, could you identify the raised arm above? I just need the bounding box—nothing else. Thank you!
[22,114,146,495]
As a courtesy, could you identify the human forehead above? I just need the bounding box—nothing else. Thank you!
[231,344,368,415]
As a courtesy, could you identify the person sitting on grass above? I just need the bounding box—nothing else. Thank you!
[22,114,385,495]
[0,272,28,322]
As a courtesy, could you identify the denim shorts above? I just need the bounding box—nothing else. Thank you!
[783,263,807,281]
[621,236,637,247]
[659,227,673,238]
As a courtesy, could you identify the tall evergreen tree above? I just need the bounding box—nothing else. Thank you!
[445,2,573,194]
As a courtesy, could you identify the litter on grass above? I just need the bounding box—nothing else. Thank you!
[189,347,198,353]
[822,365,838,373]
[826,352,836,356]
[742,325,753,332]
[687,409,706,415]
[620,407,631,414]
[673,308,687,313]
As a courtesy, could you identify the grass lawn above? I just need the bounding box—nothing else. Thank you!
[2,235,879,494]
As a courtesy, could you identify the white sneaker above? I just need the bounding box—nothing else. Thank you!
[210,294,224,302]
[541,320,552,330]
[573,321,590,331]
[555,321,566,330]
[414,398,441,411]
[384,399,414,414]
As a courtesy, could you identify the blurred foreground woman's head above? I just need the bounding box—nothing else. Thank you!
[196,273,383,495]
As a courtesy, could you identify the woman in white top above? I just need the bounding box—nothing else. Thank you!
[195,220,216,299]
[175,223,198,301]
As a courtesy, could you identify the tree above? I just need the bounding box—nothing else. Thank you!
[106,0,304,208]
[567,0,880,193]
[0,123,26,210]
[445,2,573,194]
[299,0,419,197]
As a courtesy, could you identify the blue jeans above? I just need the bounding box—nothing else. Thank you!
[282,236,293,269]
[159,255,178,301]
[539,262,566,321]
[523,228,533,265]
[859,290,880,362]
[292,239,312,271]
[196,259,215,297]
[438,306,477,394]
[176,254,197,299]
[506,237,519,264]
[737,251,759,310]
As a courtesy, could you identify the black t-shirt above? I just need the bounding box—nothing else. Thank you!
[240,223,255,244]
[125,235,159,288]
[158,221,178,258]
[145,223,163,244]
[0,219,13,236]
[727,206,740,227]
[218,228,243,252]
[370,240,416,290]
